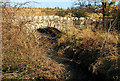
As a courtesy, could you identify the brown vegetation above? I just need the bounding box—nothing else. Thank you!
[2,2,120,81]
[2,5,67,80]
[57,28,120,80]
[3,6,70,16]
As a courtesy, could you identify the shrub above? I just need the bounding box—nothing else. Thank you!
[2,3,67,80]
[71,8,86,17]
[57,28,120,80]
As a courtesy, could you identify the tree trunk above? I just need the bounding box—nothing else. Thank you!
[102,2,106,31]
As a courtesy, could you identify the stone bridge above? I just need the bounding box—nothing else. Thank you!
[13,16,96,32]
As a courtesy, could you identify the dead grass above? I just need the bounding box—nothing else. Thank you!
[2,2,120,81]
[3,6,69,16]
[57,27,120,80]
[2,4,67,80]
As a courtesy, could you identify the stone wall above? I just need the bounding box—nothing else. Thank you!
[14,16,96,32]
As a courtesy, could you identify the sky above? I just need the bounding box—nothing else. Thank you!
[3,0,120,9]
[7,0,120,2]
[3,0,77,9]
[8,0,76,2]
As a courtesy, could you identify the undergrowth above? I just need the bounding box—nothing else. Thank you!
[2,2,120,81]
[57,28,120,81]
[2,3,67,80]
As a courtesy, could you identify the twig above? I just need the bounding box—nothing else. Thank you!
[100,17,117,57]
